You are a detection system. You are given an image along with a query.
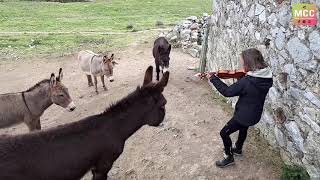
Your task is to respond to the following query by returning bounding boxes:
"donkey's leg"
[92,149,123,180]
[26,118,41,131]
[101,75,107,91]
[93,75,99,94]
[156,65,160,81]
[87,75,94,87]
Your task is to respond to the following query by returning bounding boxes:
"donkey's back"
[0,93,27,128]
[78,50,102,75]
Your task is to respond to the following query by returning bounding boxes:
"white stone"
[247,4,255,18]
[275,30,286,50]
[283,64,296,81]
[303,107,320,123]
[181,29,191,39]
[241,0,247,8]
[225,18,231,27]
[190,23,200,30]
[255,31,261,40]
[270,27,279,38]
[285,121,305,152]
[277,5,291,27]
[268,87,280,102]
[304,92,320,108]
[182,20,192,28]
[287,37,312,64]
[247,22,254,35]
[267,13,277,26]
[309,30,320,59]
[170,36,178,42]
[299,112,320,133]
[259,10,266,23]
[299,59,318,72]
[289,87,303,101]
[262,111,274,125]
[297,30,305,40]
[255,3,265,15]
[275,127,286,147]
[186,16,198,21]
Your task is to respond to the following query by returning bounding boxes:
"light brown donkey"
[0,68,76,131]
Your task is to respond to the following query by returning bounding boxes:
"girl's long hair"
[241,48,268,71]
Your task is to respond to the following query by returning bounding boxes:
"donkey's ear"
[156,71,169,91]
[50,73,56,87]
[143,66,153,86]
[57,68,63,81]
[103,56,108,63]
[110,54,114,60]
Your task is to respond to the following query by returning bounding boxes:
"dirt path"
[0,44,281,180]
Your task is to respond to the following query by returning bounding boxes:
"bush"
[281,165,310,180]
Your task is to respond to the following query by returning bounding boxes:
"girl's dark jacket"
[210,67,273,127]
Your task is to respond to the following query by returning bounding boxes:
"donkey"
[0,68,76,131]
[78,50,117,94]
[153,37,171,81]
[0,66,169,180]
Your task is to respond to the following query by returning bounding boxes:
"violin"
[196,69,247,80]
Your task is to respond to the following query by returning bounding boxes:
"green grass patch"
[0,0,211,32]
[281,165,310,180]
[0,0,211,59]
[0,32,155,61]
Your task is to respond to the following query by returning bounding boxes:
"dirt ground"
[0,43,282,180]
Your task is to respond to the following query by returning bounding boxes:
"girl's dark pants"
[220,119,249,155]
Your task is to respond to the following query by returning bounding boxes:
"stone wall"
[203,0,320,178]
[162,14,210,58]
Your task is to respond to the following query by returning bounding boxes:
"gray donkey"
[78,50,117,94]
[0,68,76,131]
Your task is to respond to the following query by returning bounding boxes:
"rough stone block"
[255,3,265,15]
[275,126,286,147]
[275,30,286,50]
[285,121,305,152]
[304,91,320,109]
[287,37,312,64]
[309,30,320,59]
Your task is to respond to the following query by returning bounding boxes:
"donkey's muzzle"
[108,76,114,82]
[66,101,76,112]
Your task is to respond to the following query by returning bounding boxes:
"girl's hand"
[205,72,216,79]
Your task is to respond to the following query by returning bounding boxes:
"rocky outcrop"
[203,0,320,178]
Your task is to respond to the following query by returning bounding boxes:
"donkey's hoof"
[88,84,94,87]
[103,87,108,91]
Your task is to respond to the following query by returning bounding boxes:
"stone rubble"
[159,13,210,58]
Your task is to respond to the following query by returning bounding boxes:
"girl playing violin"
[206,48,273,168]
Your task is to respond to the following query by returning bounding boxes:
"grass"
[0,0,211,59]
[281,165,310,180]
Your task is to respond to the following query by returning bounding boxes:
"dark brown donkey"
[153,37,171,81]
[0,66,169,180]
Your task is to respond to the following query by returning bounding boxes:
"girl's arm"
[210,75,245,97]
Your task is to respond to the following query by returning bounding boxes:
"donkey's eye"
[59,94,64,97]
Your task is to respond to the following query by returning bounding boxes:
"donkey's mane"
[102,83,156,115]
[25,79,50,92]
